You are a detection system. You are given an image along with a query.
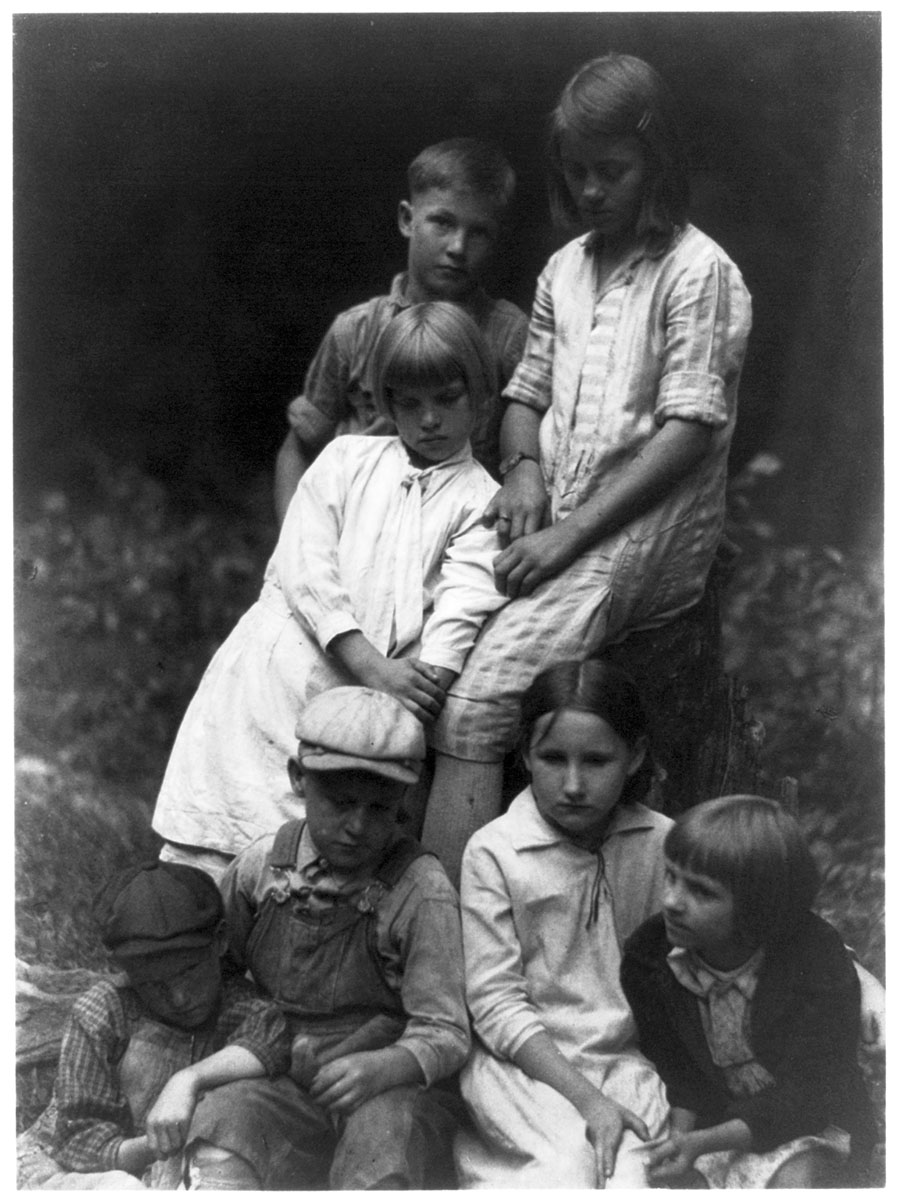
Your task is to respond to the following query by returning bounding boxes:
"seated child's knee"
[768,1148,841,1189]
[186,1140,260,1190]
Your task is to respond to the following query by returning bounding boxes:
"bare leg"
[421,753,504,886]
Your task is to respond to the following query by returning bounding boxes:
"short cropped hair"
[408,137,516,214]
[518,658,654,806]
[547,53,689,254]
[371,301,498,417]
[664,795,820,948]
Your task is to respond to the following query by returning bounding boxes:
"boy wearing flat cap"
[18,862,289,1189]
[184,685,470,1189]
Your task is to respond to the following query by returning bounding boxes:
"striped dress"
[432,225,752,765]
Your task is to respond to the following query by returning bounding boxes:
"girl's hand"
[493,525,578,598]
[484,461,549,545]
[581,1093,650,1185]
[370,657,448,723]
[643,1130,702,1184]
[144,1071,200,1158]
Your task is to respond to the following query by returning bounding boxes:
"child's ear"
[626,736,649,778]
[287,756,305,798]
[397,200,414,239]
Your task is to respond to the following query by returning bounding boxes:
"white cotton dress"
[457,789,672,1188]
[152,435,504,857]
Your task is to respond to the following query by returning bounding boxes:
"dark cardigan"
[620,911,875,1163]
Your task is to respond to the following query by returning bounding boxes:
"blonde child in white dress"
[153,303,507,877]
[457,658,671,1188]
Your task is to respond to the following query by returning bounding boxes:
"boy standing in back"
[273,137,527,520]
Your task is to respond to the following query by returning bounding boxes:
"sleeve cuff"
[318,612,362,649]
[656,371,729,429]
[398,1032,469,1087]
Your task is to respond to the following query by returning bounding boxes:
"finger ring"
[497,516,509,524]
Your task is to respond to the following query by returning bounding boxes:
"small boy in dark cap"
[18,862,289,1189]
[184,685,470,1189]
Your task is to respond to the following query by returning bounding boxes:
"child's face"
[293,762,406,875]
[524,709,646,851]
[123,943,223,1030]
[559,132,646,249]
[398,185,500,303]
[391,378,475,466]
[662,859,748,969]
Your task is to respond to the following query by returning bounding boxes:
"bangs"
[664,796,820,946]
[380,328,466,393]
[372,301,496,415]
[664,813,740,888]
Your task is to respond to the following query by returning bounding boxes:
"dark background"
[14,11,882,549]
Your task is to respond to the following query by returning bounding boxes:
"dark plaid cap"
[96,860,223,959]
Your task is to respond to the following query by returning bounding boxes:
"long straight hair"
[547,53,690,255]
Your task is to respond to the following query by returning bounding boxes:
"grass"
[13,450,884,1168]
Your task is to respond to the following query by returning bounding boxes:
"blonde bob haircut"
[371,301,498,418]
[664,795,820,950]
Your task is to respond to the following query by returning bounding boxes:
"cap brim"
[298,750,420,785]
[108,931,215,960]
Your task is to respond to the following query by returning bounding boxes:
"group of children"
[22,51,882,1190]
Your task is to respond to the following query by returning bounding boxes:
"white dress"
[458,790,672,1188]
[152,436,504,856]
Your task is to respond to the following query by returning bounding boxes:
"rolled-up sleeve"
[460,837,545,1059]
[285,316,351,447]
[655,253,752,429]
[501,261,557,416]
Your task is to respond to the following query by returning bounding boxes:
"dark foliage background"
[14,11,883,1160]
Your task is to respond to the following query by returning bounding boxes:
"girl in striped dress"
[425,53,752,881]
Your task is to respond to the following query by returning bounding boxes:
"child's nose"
[663,881,683,912]
[168,981,192,1009]
[420,402,441,429]
[446,228,466,257]
[583,171,605,201]
[563,764,583,795]
[344,805,367,837]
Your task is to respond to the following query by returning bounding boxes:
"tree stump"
[500,549,764,814]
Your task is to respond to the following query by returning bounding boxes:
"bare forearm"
[553,418,712,559]
[329,630,390,688]
[684,1118,753,1158]
[179,1045,266,1093]
[512,1031,602,1116]
[274,430,314,524]
[115,1135,155,1175]
[499,400,542,460]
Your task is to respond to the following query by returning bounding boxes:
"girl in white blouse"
[152,303,507,876]
[457,658,672,1187]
